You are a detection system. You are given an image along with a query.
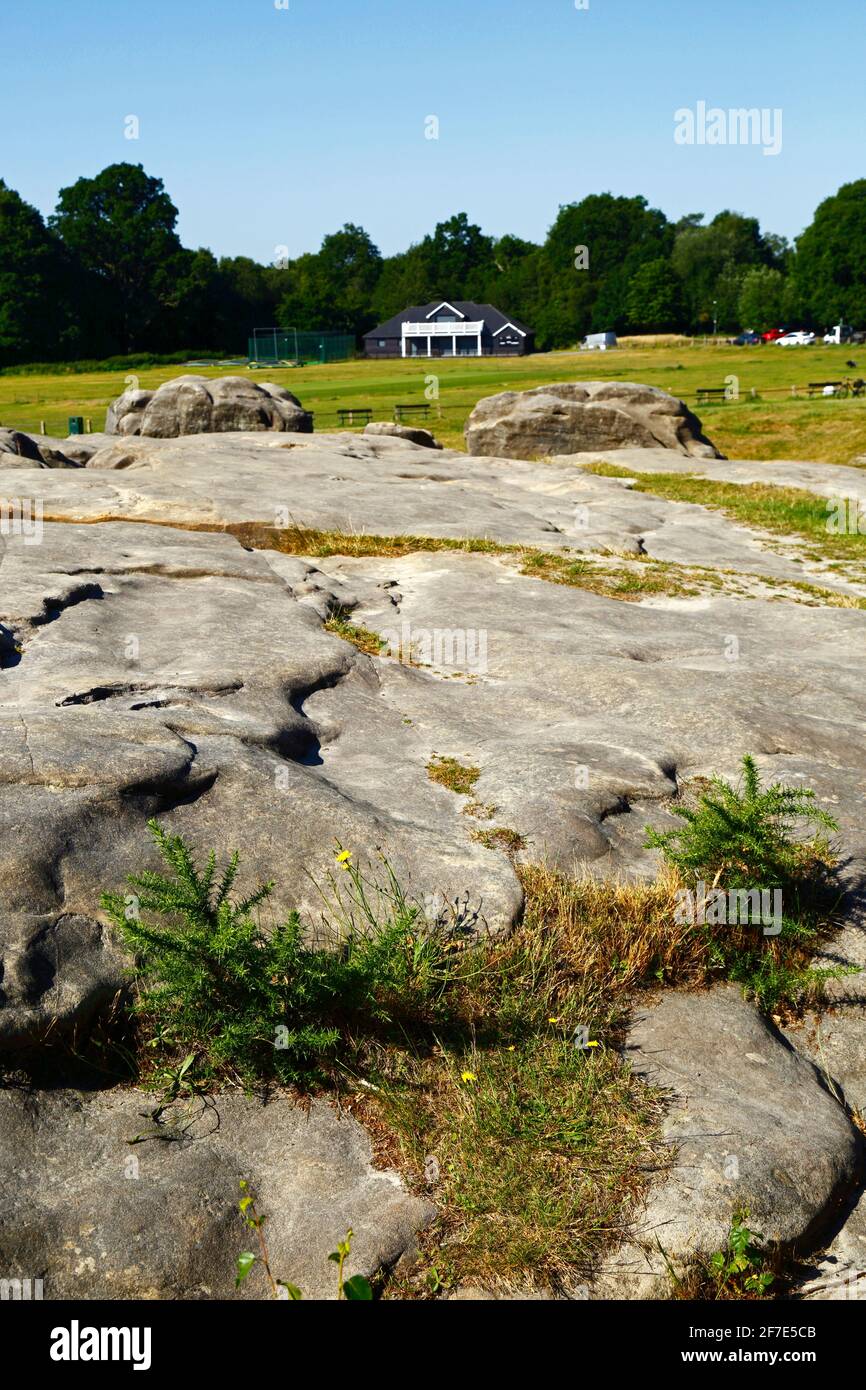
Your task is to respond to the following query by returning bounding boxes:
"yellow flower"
[335,849,352,866]
[460,1071,477,1084]
[587,1041,599,1048]
[506,1045,515,1052]
[548,1017,560,1024]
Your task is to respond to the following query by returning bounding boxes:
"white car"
[775,330,815,346]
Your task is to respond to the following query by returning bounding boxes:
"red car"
[761,327,786,342]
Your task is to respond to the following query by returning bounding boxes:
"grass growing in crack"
[426,755,480,796]
[225,520,506,560]
[585,462,866,563]
[470,826,526,854]
[324,605,385,656]
[519,550,703,601]
[69,514,864,609]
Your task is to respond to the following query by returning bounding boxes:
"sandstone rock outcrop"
[105,374,313,437]
[465,380,722,459]
[1,423,865,1298]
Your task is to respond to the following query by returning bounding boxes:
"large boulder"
[465,381,722,459]
[106,375,313,437]
[593,986,863,1297]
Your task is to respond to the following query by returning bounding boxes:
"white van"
[580,331,617,351]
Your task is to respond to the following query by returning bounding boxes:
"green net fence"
[248,329,354,365]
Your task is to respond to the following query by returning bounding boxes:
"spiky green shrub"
[102,820,452,1088]
[645,755,846,1008]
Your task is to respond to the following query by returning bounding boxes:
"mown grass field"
[2,342,866,462]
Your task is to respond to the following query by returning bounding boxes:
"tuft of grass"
[520,549,702,601]
[426,755,480,796]
[324,605,385,655]
[470,826,527,855]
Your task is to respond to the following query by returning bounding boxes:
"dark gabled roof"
[363,301,533,339]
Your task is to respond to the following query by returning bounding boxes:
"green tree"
[0,179,78,365]
[790,180,866,327]
[625,258,684,332]
[540,193,673,343]
[49,163,187,352]
[278,224,382,335]
[737,266,786,332]
[424,212,495,299]
[672,210,782,329]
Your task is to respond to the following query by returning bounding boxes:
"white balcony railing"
[402,321,485,336]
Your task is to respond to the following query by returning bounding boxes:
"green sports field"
[2,342,865,463]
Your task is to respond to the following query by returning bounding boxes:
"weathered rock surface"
[0,1087,431,1299]
[364,421,442,448]
[0,428,45,465]
[465,381,722,460]
[105,375,312,437]
[3,429,863,599]
[593,986,864,1298]
[1,424,865,1299]
[798,1189,866,1300]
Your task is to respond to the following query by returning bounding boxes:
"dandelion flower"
[460,1071,477,1084]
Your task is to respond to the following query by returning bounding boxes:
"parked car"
[732,331,761,345]
[761,328,786,342]
[775,330,815,346]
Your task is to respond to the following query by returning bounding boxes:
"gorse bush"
[645,754,838,889]
[646,755,846,1009]
[102,821,453,1088]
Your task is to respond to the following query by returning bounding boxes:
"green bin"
[68,416,84,435]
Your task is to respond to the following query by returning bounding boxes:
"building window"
[377,340,386,348]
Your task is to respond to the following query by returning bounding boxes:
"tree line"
[1,162,864,367]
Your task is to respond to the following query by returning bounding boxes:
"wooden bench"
[393,403,431,423]
[337,407,373,426]
[696,387,729,404]
[808,381,843,397]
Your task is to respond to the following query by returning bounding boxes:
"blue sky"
[1,0,862,261]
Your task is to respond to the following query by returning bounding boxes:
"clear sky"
[1,0,862,261]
